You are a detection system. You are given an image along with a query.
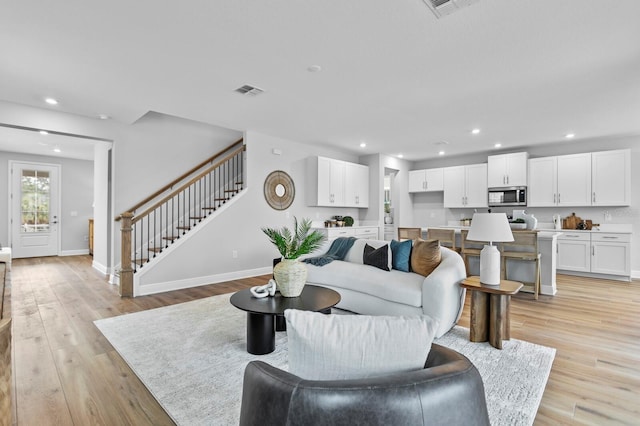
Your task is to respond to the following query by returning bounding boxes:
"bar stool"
[499,231,540,300]
[460,229,482,277]
[397,227,422,241]
[426,228,459,253]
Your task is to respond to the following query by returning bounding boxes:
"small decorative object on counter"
[343,216,354,227]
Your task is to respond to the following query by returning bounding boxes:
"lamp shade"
[466,213,514,244]
[466,213,514,285]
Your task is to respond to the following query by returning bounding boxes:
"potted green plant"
[262,217,326,297]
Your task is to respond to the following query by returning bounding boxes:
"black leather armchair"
[239,343,490,426]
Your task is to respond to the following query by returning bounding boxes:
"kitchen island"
[422,226,561,296]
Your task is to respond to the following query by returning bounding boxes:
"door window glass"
[21,169,50,233]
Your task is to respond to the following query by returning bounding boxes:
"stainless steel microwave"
[488,186,527,207]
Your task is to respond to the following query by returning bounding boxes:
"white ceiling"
[1,0,639,161]
[0,125,103,161]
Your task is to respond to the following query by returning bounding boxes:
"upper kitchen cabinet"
[306,156,369,208]
[443,163,488,208]
[344,162,369,208]
[528,153,591,207]
[408,168,444,192]
[591,149,631,206]
[487,152,528,187]
[528,149,630,207]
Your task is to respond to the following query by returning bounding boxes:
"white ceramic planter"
[273,259,308,297]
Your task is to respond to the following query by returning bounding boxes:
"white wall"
[0,151,93,254]
[135,131,366,292]
[92,144,111,273]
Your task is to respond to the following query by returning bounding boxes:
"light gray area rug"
[94,293,555,426]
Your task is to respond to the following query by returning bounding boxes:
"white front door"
[10,161,60,258]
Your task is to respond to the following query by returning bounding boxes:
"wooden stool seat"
[460,229,483,277]
[398,227,422,241]
[499,231,540,300]
[426,228,459,253]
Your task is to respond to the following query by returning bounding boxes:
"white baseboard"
[631,270,640,280]
[60,249,90,256]
[92,260,110,275]
[109,273,119,286]
[135,266,272,297]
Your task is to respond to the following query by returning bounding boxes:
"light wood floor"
[7,256,640,425]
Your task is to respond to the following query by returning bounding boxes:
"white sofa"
[304,239,467,338]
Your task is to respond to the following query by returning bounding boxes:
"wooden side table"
[460,276,523,349]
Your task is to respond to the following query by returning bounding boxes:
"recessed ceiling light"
[565,133,575,139]
[307,65,322,73]
[45,97,58,105]
[39,130,48,135]
[398,154,404,158]
[359,142,366,148]
[438,151,445,155]
[471,128,481,135]
[98,114,110,120]
[53,147,61,153]
[494,143,502,148]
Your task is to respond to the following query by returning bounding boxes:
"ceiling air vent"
[234,85,264,96]
[423,0,479,18]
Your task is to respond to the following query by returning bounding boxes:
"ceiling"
[0,125,105,161]
[1,0,639,161]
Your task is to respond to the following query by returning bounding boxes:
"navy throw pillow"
[390,239,412,272]
[363,243,390,271]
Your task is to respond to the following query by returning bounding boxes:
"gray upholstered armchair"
[239,343,490,426]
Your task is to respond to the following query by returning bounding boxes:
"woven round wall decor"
[264,170,295,210]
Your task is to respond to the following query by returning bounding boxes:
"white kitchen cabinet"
[557,232,591,272]
[557,231,631,278]
[591,149,631,206]
[443,163,488,208]
[527,157,557,207]
[313,226,378,242]
[354,226,379,240]
[557,153,592,206]
[591,233,631,276]
[408,168,444,192]
[307,156,369,208]
[345,162,369,207]
[487,152,528,187]
[528,153,591,207]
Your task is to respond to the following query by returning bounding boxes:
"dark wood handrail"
[131,144,245,224]
[116,138,243,220]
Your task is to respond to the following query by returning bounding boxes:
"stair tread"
[202,206,216,210]
[163,236,179,240]
[176,226,191,230]
[190,216,205,219]
[148,247,162,252]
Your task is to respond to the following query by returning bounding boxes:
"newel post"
[120,212,134,297]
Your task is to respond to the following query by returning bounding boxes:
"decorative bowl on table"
[509,220,527,230]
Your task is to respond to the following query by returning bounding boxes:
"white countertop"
[423,225,564,240]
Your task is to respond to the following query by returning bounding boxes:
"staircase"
[117,139,246,296]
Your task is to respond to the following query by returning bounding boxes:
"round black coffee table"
[230,285,341,355]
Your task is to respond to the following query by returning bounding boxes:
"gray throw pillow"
[285,309,439,380]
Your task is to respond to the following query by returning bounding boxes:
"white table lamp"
[466,213,514,285]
